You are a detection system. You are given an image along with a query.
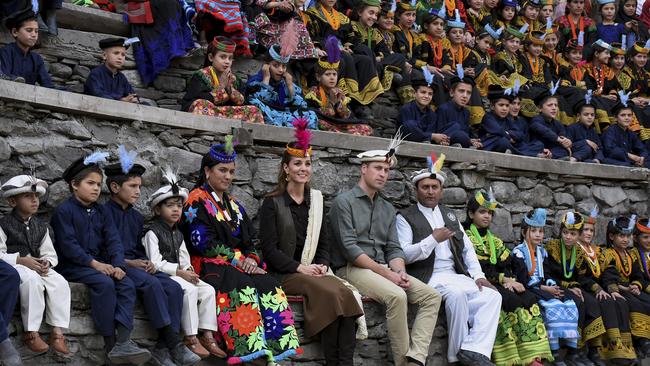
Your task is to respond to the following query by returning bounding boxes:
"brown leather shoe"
[184,336,210,359]
[23,331,49,354]
[198,334,227,358]
[50,332,71,356]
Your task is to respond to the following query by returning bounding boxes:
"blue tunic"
[508,116,545,156]
[50,196,135,336]
[397,101,436,142]
[435,101,473,147]
[103,199,183,332]
[84,64,135,101]
[596,23,626,45]
[566,122,605,162]
[601,123,650,167]
[479,112,517,153]
[245,69,318,128]
[0,260,19,342]
[0,42,53,87]
[529,115,572,159]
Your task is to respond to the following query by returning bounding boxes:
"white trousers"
[16,265,71,331]
[171,276,217,335]
[429,273,501,362]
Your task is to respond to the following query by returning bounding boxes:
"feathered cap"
[380,0,397,17]
[504,78,521,97]
[206,135,237,164]
[269,21,299,64]
[412,65,436,88]
[484,24,504,40]
[502,0,518,7]
[533,79,560,105]
[609,215,636,235]
[540,0,553,5]
[544,17,555,34]
[427,1,446,20]
[526,30,547,46]
[99,37,140,50]
[583,205,599,225]
[411,152,447,185]
[317,35,341,71]
[450,63,475,87]
[523,0,542,7]
[573,89,595,114]
[446,9,465,29]
[286,118,313,158]
[596,0,615,5]
[104,145,146,178]
[562,211,584,230]
[612,90,633,114]
[149,166,189,208]
[357,127,407,167]
[211,36,237,54]
[610,42,625,55]
[565,38,584,51]
[474,188,498,210]
[631,39,650,55]
[62,151,110,183]
[397,0,417,13]
[505,23,529,40]
[635,217,650,234]
[523,208,547,227]
[487,84,514,102]
[1,174,48,199]
[593,39,612,51]
[5,7,36,30]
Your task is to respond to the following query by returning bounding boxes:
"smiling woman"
[179,135,302,364]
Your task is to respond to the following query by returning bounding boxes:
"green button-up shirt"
[328,185,405,266]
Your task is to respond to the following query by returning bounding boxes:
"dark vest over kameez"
[0,211,48,258]
[148,219,183,264]
[399,204,470,283]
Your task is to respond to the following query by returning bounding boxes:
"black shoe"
[45,13,58,36]
[108,340,151,365]
[457,349,495,366]
[170,343,201,366]
[587,348,605,366]
[552,350,568,366]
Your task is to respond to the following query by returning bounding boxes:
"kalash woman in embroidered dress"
[245,37,319,128]
[180,137,302,364]
[181,37,264,123]
[464,191,552,366]
[577,208,638,364]
[258,120,365,366]
[304,37,374,135]
[623,40,650,137]
[305,0,384,107]
[601,216,650,359]
[557,0,597,54]
[511,208,581,365]
[491,25,527,88]
[543,212,608,366]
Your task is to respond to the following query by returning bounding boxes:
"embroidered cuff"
[607,284,620,293]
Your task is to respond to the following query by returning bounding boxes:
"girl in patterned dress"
[181,37,264,124]
[180,137,302,364]
[464,191,552,366]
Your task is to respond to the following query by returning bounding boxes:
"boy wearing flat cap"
[84,37,140,103]
[0,175,71,358]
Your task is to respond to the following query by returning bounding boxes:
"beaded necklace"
[613,248,633,277]
[561,240,577,279]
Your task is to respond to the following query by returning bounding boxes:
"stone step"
[58,3,130,37]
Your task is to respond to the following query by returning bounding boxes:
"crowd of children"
[3,0,650,163]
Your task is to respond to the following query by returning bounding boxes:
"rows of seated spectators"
[2,0,650,167]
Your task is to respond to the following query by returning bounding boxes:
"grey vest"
[0,212,48,258]
[148,219,184,264]
[399,204,470,283]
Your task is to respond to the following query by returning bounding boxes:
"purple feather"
[324,35,341,64]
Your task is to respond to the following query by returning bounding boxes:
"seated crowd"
[2,0,650,167]
[1,122,650,366]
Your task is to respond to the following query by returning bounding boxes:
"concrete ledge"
[0,79,648,181]
[58,3,130,37]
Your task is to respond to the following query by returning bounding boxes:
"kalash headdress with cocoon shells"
[62,151,110,183]
[483,24,504,40]
[411,152,447,186]
[209,135,237,163]
[582,205,598,225]
[269,21,299,64]
[610,215,636,235]
[632,39,650,55]
[286,118,313,158]
[318,35,341,70]
[635,217,650,234]
[446,9,465,29]
[524,208,547,227]
[562,211,584,230]
[357,128,407,167]
[149,166,189,208]
[397,0,417,13]
[475,188,498,210]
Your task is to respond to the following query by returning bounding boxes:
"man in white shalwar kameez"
[396,154,501,366]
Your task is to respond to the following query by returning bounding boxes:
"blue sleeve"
[630,131,649,158]
[50,205,94,267]
[506,118,526,142]
[602,129,629,161]
[0,46,13,77]
[480,114,508,138]
[100,207,127,268]
[398,104,432,142]
[529,118,559,145]
[34,54,53,88]
[566,124,578,141]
